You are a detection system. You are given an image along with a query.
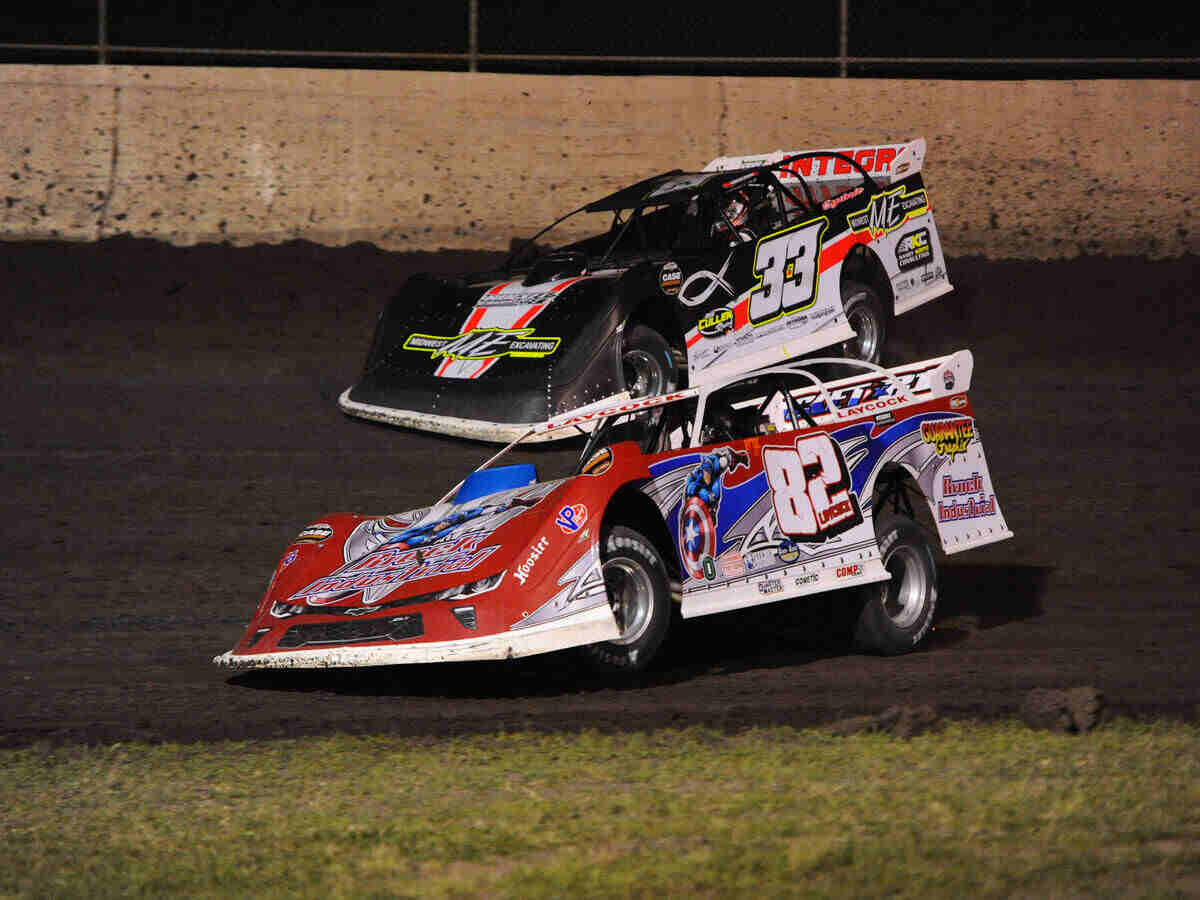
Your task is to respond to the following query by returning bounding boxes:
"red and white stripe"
[435,277,584,379]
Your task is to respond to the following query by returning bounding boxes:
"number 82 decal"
[762,432,863,541]
[748,216,828,327]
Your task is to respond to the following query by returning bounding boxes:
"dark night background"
[2,1,1195,77]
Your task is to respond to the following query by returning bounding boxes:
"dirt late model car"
[217,350,1009,672]
[338,138,953,443]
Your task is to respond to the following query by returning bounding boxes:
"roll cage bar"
[502,150,882,273]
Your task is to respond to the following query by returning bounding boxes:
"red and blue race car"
[218,351,1008,672]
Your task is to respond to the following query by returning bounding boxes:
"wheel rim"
[842,303,880,363]
[622,349,664,398]
[602,556,654,645]
[878,543,928,629]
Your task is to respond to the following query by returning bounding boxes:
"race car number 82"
[762,433,863,541]
[748,217,828,327]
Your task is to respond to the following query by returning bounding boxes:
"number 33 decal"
[748,217,828,327]
[763,432,863,541]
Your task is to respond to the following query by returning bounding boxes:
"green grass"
[2,721,1198,898]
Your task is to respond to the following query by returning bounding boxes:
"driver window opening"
[699,377,797,445]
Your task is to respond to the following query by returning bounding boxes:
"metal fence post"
[468,0,478,72]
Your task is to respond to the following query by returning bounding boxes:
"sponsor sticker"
[295,523,333,544]
[280,549,299,568]
[514,536,551,585]
[921,418,975,458]
[720,553,746,577]
[949,395,968,409]
[555,504,588,534]
[942,368,955,390]
[659,261,682,296]
[895,228,932,271]
[794,572,819,588]
[290,533,499,603]
[847,185,929,239]
[822,185,864,212]
[757,578,783,595]
[403,327,561,362]
[836,564,863,578]
[581,447,613,476]
[697,306,735,338]
[776,539,799,563]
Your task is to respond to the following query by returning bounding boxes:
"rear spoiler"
[704,137,926,185]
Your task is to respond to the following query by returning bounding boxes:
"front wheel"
[839,281,887,366]
[581,526,672,671]
[854,514,938,655]
[622,324,678,399]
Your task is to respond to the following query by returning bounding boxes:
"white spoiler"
[704,138,926,185]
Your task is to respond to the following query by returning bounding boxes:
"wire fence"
[2,0,1196,78]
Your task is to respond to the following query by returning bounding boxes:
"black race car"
[339,138,952,442]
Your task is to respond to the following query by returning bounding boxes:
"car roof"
[583,169,749,213]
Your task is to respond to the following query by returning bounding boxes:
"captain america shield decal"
[679,495,717,581]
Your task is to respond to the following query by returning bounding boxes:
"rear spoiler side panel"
[704,138,926,186]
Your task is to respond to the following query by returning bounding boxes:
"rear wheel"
[622,324,678,399]
[839,281,887,366]
[582,526,671,671]
[854,514,937,655]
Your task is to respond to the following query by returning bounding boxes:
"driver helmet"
[721,190,750,231]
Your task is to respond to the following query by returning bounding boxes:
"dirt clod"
[1021,687,1106,734]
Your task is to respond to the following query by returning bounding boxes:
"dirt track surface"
[3,238,1198,747]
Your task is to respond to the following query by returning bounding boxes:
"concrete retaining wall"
[1,65,1195,258]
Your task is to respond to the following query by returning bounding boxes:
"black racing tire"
[839,280,887,366]
[853,513,938,655]
[582,526,672,672]
[622,324,678,399]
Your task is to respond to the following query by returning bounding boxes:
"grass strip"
[2,720,1198,898]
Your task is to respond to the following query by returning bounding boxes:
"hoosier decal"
[404,328,561,362]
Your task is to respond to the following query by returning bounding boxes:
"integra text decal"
[847,185,929,239]
[403,327,562,361]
